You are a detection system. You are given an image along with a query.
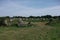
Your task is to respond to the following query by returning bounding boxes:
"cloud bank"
[0,0,60,16]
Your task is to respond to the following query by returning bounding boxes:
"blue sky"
[0,0,60,16]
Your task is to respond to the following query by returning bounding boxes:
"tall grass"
[0,25,59,40]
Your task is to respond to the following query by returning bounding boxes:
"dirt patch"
[32,22,47,27]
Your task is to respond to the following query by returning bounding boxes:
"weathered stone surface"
[17,20,25,27]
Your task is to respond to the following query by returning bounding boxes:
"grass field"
[0,22,60,40]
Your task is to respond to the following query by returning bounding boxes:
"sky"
[0,0,60,17]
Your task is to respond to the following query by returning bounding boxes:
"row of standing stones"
[0,18,32,27]
[0,18,53,27]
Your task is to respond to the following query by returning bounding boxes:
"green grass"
[0,26,59,40]
[24,19,41,22]
[0,21,60,40]
[48,21,60,40]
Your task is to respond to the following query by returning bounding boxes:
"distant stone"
[17,20,25,27]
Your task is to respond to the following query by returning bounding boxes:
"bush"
[0,18,7,26]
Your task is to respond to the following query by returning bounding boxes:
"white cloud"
[0,1,60,17]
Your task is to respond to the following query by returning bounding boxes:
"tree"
[52,16,58,19]
[45,15,52,19]
[58,16,60,20]
[29,16,34,18]
[0,17,6,26]
[37,16,40,18]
